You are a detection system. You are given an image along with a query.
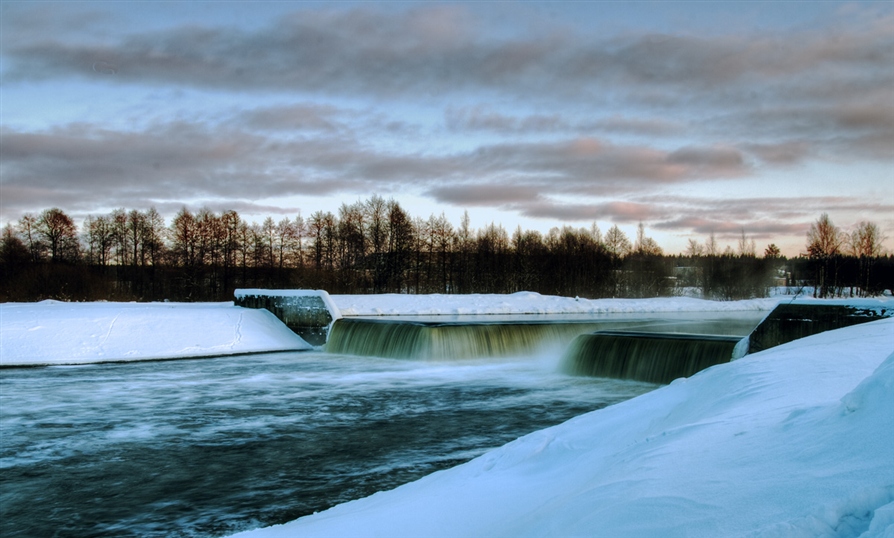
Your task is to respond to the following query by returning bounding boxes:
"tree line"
[1,200,890,302]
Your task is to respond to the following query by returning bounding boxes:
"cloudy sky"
[2,1,892,256]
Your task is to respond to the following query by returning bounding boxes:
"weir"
[561,331,745,385]
[325,318,609,360]
[747,301,891,354]
[234,289,340,346]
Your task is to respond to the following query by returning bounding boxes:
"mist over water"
[0,351,656,537]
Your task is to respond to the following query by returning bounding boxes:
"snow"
[331,291,783,316]
[231,318,894,538]
[1,293,892,535]
[0,300,311,367]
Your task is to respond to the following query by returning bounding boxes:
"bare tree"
[705,231,718,257]
[83,215,114,266]
[849,221,887,258]
[365,196,388,291]
[17,214,44,262]
[293,213,306,268]
[806,213,843,297]
[110,208,130,265]
[686,239,703,257]
[142,207,167,266]
[737,229,756,258]
[634,223,662,256]
[1,223,30,266]
[429,212,454,293]
[807,213,842,258]
[170,208,198,266]
[126,210,142,266]
[849,221,887,296]
[604,225,631,259]
[308,211,327,271]
[37,208,79,262]
[386,201,413,292]
[589,222,602,244]
[275,217,296,269]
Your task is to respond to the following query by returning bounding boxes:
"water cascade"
[326,318,610,359]
[561,331,745,384]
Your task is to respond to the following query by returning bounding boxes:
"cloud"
[498,194,894,241]
[741,141,810,165]
[426,184,543,206]
[667,146,745,172]
[654,216,809,238]
[445,107,682,136]
[647,196,894,238]
[0,123,342,218]
[517,200,660,223]
[5,6,891,102]
[0,118,761,223]
[2,2,891,251]
[237,104,347,132]
[4,4,891,164]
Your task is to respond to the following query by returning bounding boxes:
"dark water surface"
[0,351,656,537]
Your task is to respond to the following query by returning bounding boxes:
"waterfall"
[561,331,745,384]
[325,318,608,360]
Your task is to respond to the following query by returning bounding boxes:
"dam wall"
[234,289,340,346]
[561,331,744,384]
[747,300,891,354]
[563,299,891,385]
[325,318,607,360]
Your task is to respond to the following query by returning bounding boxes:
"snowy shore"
[232,318,894,538]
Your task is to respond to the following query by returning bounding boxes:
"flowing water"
[562,331,745,384]
[326,312,762,360]
[0,351,656,537]
[0,311,765,537]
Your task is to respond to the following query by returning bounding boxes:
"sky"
[1,1,892,257]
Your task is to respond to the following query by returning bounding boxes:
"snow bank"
[332,292,783,316]
[0,301,311,367]
[231,318,894,538]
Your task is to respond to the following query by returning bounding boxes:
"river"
[0,311,764,537]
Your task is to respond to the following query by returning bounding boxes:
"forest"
[1,196,891,303]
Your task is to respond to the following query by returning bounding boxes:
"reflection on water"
[0,351,655,538]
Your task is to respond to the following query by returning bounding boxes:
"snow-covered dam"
[324,312,761,381]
